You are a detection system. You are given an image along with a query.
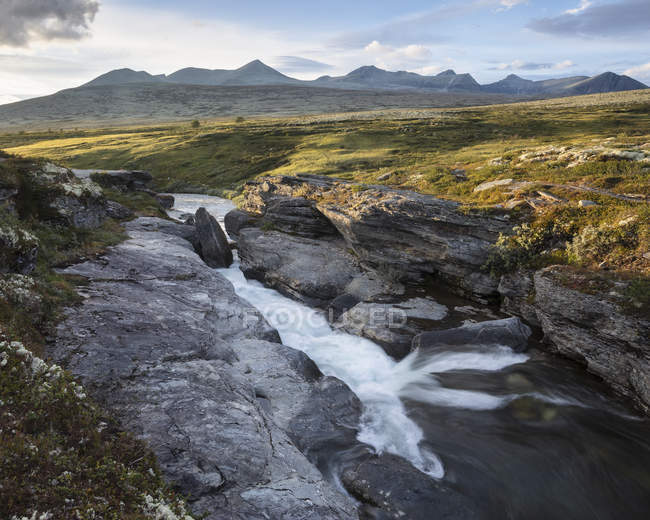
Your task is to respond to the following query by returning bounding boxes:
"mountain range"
[83,60,648,96]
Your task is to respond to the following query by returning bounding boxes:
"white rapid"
[171,194,531,479]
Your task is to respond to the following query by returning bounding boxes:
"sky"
[0,0,649,104]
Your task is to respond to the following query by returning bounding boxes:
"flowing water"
[171,194,650,519]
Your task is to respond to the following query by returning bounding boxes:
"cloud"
[624,62,650,79]
[498,0,527,11]
[0,0,99,47]
[564,0,592,15]
[271,56,334,73]
[490,59,575,71]
[527,0,650,38]
[0,94,22,105]
[363,40,433,70]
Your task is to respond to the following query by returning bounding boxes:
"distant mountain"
[564,72,648,95]
[79,62,647,98]
[83,68,165,87]
[312,66,481,92]
[480,72,646,96]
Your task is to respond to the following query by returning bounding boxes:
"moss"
[0,338,194,520]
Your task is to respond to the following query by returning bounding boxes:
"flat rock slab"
[50,217,359,520]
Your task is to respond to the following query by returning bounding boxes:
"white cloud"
[0,94,21,105]
[498,0,527,11]
[363,40,433,70]
[624,62,650,79]
[493,59,575,71]
[554,59,574,69]
[565,0,592,15]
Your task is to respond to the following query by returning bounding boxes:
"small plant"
[190,120,201,129]
[235,116,246,123]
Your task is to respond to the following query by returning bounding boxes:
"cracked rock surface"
[50,218,359,520]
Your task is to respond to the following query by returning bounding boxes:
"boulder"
[238,227,364,307]
[224,208,259,240]
[533,266,650,414]
[337,298,448,358]
[51,217,360,520]
[0,222,38,274]
[105,200,134,220]
[413,317,532,353]
[155,193,175,209]
[194,207,233,268]
[342,453,483,520]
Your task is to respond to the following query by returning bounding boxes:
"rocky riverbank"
[229,174,649,414]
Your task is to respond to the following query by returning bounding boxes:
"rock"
[498,270,540,327]
[240,175,512,301]
[126,217,197,244]
[473,178,514,192]
[105,200,134,220]
[533,266,650,414]
[377,172,393,182]
[177,213,195,225]
[451,168,467,181]
[342,453,483,520]
[50,218,359,520]
[337,298,448,358]
[238,228,364,307]
[504,199,528,210]
[578,200,598,207]
[0,188,18,213]
[536,190,566,203]
[50,193,108,229]
[155,193,175,209]
[90,169,153,191]
[224,209,259,240]
[413,317,532,353]
[194,207,233,268]
[263,196,339,238]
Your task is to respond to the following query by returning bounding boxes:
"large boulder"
[533,266,650,414]
[224,208,259,240]
[194,207,233,268]
[498,270,540,327]
[413,317,532,353]
[237,227,364,307]
[342,453,483,520]
[337,298,448,358]
[0,220,38,274]
[89,169,153,191]
[241,175,513,302]
[50,217,360,520]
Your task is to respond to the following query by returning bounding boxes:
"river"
[171,193,650,519]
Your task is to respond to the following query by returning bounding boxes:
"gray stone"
[263,196,339,238]
[224,209,258,240]
[533,266,650,414]
[413,317,532,353]
[195,207,233,268]
[337,298,448,358]
[241,176,512,301]
[238,228,364,307]
[342,453,483,520]
[578,200,599,207]
[90,169,153,191]
[156,193,175,209]
[50,218,360,520]
[498,270,540,327]
[473,178,514,192]
[105,200,134,220]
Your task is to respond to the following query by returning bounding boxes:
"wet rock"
[224,208,258,240]
[413,317,532,353]
[241,175,513,301]
[125,217,197,245]
[51,218,359,520]
[195,207,233,268]
[498,270,540,327]
[533,266,650,414]
[342,453,483,520]
[337,298,448,358]
[238,228,363,307]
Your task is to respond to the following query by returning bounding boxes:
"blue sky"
[0,0,649,103]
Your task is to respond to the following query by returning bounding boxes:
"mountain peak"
[437,69,457,77]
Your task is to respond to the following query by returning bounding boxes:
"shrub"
[567,219,639,267]
[190,120,200,129]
